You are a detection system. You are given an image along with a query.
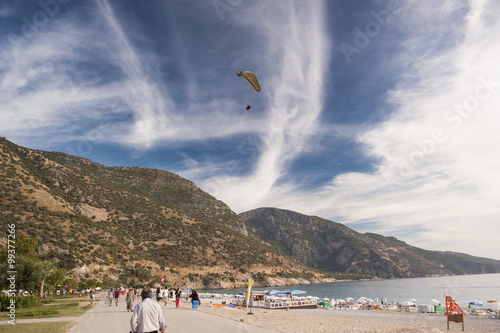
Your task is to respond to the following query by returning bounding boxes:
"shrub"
[0,295,41,310]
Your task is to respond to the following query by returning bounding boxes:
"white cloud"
[3,0,499,261]
[0,13,132,147]
[198,1,331,210]
[251,0,500,259]
[0,4,13,18]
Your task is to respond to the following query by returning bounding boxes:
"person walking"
[126,288,135,312]
[156,286,161,302]
[114,288,120,306]
[130,287,166,333]
[190,290,201,310]
[108,288,114,307]
[175,288,181,308]
[161,287,169,306]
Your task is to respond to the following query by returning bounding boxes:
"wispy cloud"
[197,1,331,209]
[0,4,13,18]
[0,10,129,147]
[249,0,500,258]
[95,0,179,149]
[2,0,499,260]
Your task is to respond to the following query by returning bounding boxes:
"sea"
[201,273,500,307]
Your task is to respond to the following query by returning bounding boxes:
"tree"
[0,232,38,262]
[0,257,44,293]
[86,279,97,287]
[63,278,78,289]
[45,267,66,296]
[15,233,39,260]
[39,261,56,297]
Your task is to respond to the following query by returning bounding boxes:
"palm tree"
[39,261,56,298]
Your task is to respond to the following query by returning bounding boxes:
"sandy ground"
[197,305,500,333]
[2,296,498,333]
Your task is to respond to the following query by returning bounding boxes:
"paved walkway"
[67,298,280,333]
[0,297,280,332]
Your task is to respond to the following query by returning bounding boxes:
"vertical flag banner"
[246,278,254,310]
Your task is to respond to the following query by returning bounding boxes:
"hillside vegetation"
[0,137,318,289]
[2,137,499,290]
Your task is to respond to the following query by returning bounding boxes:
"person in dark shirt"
[190,290,201,310]
[175,288,181,308]
[114,288,120,306]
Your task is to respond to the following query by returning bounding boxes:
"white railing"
[264,299,317,308]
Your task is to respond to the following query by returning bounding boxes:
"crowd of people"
[91,286,201,332]
[100,286,186,308]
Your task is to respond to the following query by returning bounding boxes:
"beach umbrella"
[291,290,306,295]
[468,301,483,306]
[277,290,292,295]
[403,300,415,306]
[487,300,498,303]
[430,299,440,304]
[409,298,417,302]
[346,297,354,302]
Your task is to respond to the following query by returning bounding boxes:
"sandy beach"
[197,305,500,333]
[1,296,499,333]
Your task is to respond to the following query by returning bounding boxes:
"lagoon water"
[203,273,500,306]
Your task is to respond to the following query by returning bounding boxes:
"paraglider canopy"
[237,71,261,92]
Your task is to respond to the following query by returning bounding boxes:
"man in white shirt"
[130,288,166,333]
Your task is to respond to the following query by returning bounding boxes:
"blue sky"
[2,0,500,260]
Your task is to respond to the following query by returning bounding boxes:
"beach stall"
[263,289,317,309]
[248,291,267,307]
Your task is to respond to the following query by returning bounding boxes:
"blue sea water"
[202,273,500,307]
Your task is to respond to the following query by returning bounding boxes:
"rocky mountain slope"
[0,137,317,288]
[239,207,500,279]
[2,137,499,288]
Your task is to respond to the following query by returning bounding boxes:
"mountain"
[437,252,500,274]
[239,207,500,279]
[0,137,320,289]
[2,137,500,289]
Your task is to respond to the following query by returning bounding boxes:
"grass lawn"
[15,298,98,319]
[0,321,77,333]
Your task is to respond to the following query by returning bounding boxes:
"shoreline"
[197,306,500,333]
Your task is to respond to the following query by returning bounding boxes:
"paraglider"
[237,71,261,110]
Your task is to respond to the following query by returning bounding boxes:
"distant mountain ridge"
[2,137,500,288]
[239,207,500,279]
